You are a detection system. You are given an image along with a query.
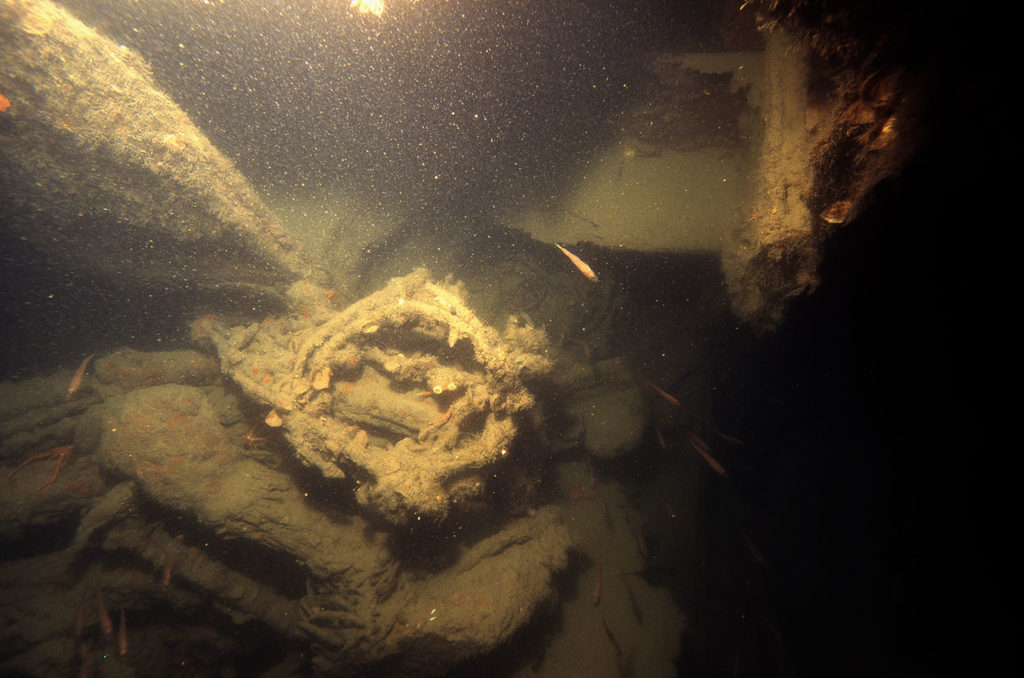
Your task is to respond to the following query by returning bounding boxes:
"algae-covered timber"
[0,0,313,298]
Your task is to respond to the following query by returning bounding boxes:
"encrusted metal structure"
[193,270,552,523]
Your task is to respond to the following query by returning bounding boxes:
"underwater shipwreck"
[1,0,938,677]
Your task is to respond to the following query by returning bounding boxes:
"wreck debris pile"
[192,269,553,524]
[1,273,573,677]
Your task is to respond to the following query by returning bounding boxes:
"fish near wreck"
[96,590,112,636]
[644,379,678,405]
[118,609,127,657]
[555,243,599,282]
[74,595,85,637]
[688,432,727,476]
[601,615,622,656]
[67,354,96,400]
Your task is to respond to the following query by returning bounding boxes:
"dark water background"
[2,0,726,378]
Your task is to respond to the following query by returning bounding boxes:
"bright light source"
[351,0,385,17]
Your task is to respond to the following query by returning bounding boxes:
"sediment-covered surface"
[0,0,312,299]
[0,338,573,677]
